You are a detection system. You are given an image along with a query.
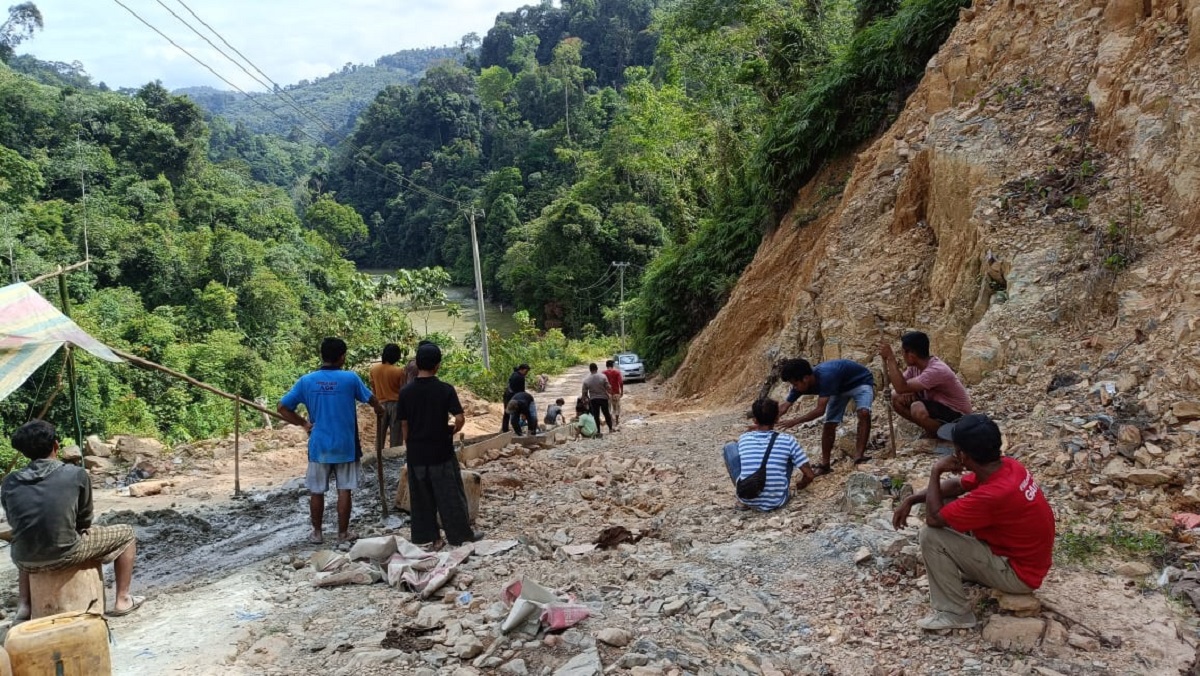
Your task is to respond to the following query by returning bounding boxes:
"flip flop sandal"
[854,456,874,465]
[336,531,359,544]
[108,595,146,617]
[307,532,324,544]
[812,464,833,476]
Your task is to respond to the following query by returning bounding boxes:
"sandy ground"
[0,368,1195,675]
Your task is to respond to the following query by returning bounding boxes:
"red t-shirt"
[603,368,623,395]
[939,457,1055,589]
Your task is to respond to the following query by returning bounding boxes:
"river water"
[361,270,518,342]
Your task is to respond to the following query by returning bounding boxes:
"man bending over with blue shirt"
[278,337,385,545]
[777,358,876,474]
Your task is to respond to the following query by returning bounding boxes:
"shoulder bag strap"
[756,432,779,473]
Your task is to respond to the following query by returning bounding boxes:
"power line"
[165,1,464,208]
[574,263,615,293]
[110,0,463,208]
[160,0,461,207]
[171,0,328,134]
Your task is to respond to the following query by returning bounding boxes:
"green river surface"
[361,270,519,342]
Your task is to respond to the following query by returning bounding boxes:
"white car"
[613,353,645,383]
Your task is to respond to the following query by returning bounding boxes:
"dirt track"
[0,368,1195,675]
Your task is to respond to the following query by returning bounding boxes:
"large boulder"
[58,445,83,465]
[842,472,885,515]
[113,436,165,461]
[959,331,1003,384]
[84,435,111,458]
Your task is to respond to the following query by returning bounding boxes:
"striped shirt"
[735,431,809,511]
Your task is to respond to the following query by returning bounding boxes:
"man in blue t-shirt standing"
[777,358,875,475]
[278,337,385,545]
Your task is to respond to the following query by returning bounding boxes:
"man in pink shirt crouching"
[880,331,972,437]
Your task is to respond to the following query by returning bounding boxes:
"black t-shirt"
[397,376,464,466]
[508,370,526,395]
[510,391,534,413]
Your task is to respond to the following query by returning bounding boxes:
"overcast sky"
[18,0,520,90]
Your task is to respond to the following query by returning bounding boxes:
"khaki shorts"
[19,524,136,573]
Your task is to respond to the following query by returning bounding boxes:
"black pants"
[407,459,473,545]
[590,398,613,432]
[501,391,513,432]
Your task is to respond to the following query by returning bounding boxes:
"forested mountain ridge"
[317,0,969,372]
[176,46,462,139]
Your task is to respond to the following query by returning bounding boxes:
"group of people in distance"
[724,331,1056,632]
[278,337,480,550]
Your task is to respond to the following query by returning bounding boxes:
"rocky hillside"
[676,0,1200,420]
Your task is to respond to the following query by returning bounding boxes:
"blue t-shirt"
[787,359,875,401]
[280,368,373,464]
[735,431,809,511]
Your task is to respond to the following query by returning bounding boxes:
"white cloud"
[19,0,520,89]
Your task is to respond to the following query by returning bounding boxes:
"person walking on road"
[397,342,481,548]
[603,359,625,427]
[582,363,614,435]
[369,343,407,448]
[278,337,385,545]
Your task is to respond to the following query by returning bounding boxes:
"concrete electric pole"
[613,261,630,352]
[467,209,490,370]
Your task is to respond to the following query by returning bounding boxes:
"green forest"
[0,0,968,451]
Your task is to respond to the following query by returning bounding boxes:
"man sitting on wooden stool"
[2,420,143,619]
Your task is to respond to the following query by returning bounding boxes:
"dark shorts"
[921,400,965,424]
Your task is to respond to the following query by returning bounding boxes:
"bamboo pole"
[57,272,85,449]
[110,348,285,422]
[233,398,241,496]
[26,260,91,287]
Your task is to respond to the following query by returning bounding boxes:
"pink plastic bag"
[540,603,591,631]
[1174,512,1200,530]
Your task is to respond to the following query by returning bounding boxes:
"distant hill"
[176,46,462,142]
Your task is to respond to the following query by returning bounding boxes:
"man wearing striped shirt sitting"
[723,398,816,511]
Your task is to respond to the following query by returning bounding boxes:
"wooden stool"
[394,467,481,525]
[28,563,106,619]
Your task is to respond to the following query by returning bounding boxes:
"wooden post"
[57,270,84,449]
[233,398,241,496]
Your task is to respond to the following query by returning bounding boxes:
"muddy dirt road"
[1,367,1196,675]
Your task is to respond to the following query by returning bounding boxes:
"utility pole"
[467,210,490,369]
[613,261,630,352]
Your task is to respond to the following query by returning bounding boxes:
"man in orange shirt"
[369,343,407,447]
[603,359,625,427]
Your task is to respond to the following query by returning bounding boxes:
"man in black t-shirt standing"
[397,343,479,547]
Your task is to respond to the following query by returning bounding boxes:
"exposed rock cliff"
[674,0,1200,418]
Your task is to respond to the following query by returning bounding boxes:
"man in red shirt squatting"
[892,413,1055,631]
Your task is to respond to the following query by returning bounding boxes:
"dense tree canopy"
[0,60,412,446]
